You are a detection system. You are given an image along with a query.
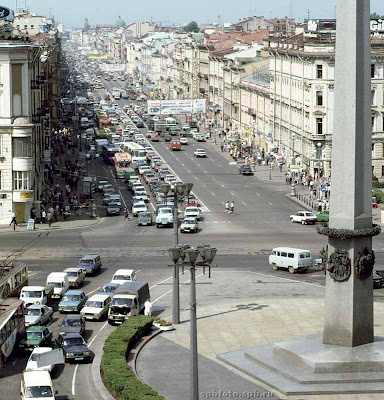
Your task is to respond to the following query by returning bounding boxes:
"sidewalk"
[136,269,384,400]
[0,215,101,233]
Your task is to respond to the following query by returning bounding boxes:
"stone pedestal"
[218,334,384,395]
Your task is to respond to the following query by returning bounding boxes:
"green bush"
[373,189,384,204]
[373,181,384,189]
[101,316,165,400]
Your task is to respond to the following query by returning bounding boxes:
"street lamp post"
[269,161,273,181]
[163,182,194,325]
[316,142,324,199]
[168,245,217,400]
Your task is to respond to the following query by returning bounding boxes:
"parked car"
[19,326,53,351]
[194,149,206,158]
[290,211,317,225]
[59,314,86,336]
[63,268,86,288]
[57,333,91,363]
[239,165,254,175]
[58,290,87,313]
[138,212,153,226]
[180,217,198,233]
[25,305,53,327]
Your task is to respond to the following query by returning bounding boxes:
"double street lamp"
[167,244,217,400]
[162,181,193,325]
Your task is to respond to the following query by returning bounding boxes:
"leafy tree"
[371,12,384,19]
[184,21,199,33]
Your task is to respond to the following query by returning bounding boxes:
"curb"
[92,348,115,400]
[127,327,163,377]
[285,193,315,212]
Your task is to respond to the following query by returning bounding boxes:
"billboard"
[147,99,206,115]
[371,19,384,37]
[88,54,108,60]
[0,6,11,20]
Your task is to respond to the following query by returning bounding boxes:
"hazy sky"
[2,0,384,28]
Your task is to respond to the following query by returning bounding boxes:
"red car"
[151,135,161,142]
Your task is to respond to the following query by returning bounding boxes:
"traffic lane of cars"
[10,260,185,400]
[150,138,307,221]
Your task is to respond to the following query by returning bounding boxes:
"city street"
[2,73,384,400]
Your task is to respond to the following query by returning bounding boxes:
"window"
[0,170,1,190]
[281,252,287,257]
[372,116,375,131]
[316,91,323,106]
[13,137,31,158]
[13,171,31,190]
[382,166,384,177]
[288,253,295,258]
[372,91,376,105]
[316,65,323,79]
[371,64,376,78]
[316,118,323,135]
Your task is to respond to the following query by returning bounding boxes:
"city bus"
[0,298,26,365]
[0,263,29,299]
[102,144,119,165]
[124,142,147,163]
[113,152,132,179]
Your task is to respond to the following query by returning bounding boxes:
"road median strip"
[101,315,165,400]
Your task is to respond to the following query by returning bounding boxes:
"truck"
[46,272,69,301]
[108,282,150,325]
[19,285,54,307]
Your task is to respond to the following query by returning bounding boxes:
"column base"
[218,334,384,395]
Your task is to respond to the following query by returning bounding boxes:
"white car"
[180,137,188,145]
[111,269,137,285]
[133,185,146,194]
[133,193,149,203]
[25,305,54,327]
[138,165,151,175]
[132,201,148,216]
[26,347,55,372]
[290,211,317,225]
[180,217,198,233]
[184,206,201,220]
[194,149,206,157]
[80,294,112,321]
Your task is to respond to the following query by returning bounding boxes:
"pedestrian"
[41,209,47,224]
[225,201,230,213]
[144,298,152,316]
[10,211,17,226]
[124,207,129,221]
[220,144,224,152]
[47,211,53,227]
[229,201,234,214]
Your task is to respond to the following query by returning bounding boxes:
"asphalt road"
[2,76,384,400]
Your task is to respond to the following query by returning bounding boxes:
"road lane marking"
[269,202,273,205]
[72,320,108,397]
[152,273,205,304]
[212,177,216,181]
[221,184,225,188]
[204,170,208,173]
[194,177,198,180]
[188,170,191,173]
[256,193,260,196]
[245,185,249,188]
[181,163,184,166]
[197,164,200,167]
[211,192,215,196]
[230,192,235,196]
[203,184,207,187]
[242,202,247,206]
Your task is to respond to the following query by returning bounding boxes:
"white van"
[46,272,69,300]
[21,370,56,400]
[111,269,137,285]
[268,247,312,274]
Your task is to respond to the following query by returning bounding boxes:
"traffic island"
[101,315,165,400]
